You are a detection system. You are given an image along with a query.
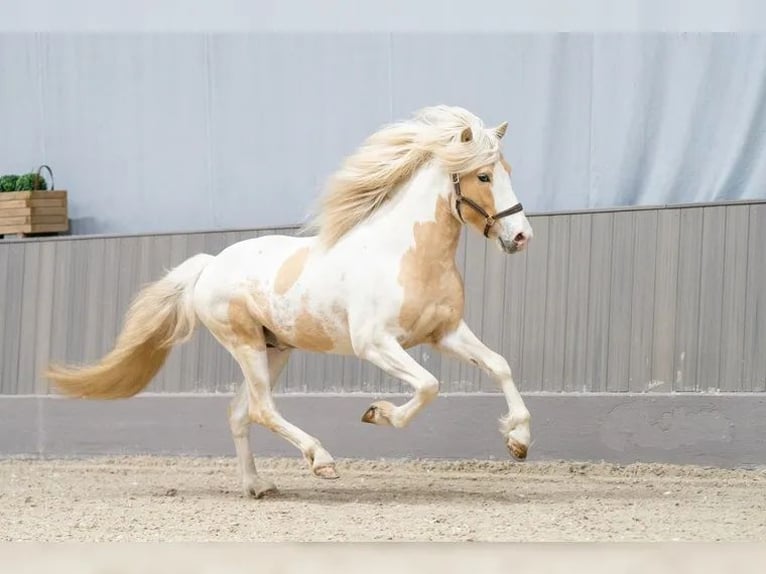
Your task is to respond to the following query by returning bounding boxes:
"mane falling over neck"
[303,105,504,248]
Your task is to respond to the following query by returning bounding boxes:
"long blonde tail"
[43,253,214,399]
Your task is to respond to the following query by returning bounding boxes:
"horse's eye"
[478,173,491,183]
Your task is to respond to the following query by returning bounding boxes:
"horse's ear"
[460,127,473,143]
[494,121,508,140]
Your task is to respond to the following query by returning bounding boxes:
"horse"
[44,105,534,498]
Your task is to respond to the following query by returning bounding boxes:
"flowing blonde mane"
[302,105,503,247]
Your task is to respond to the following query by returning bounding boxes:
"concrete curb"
[1,393,764,468]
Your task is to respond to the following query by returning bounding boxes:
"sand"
[2,456,765,542]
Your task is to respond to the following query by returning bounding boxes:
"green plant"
[14,172,48,191]
[0,172,49,191]
[0,174,19,191]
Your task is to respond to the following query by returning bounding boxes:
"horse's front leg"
[357,335,439,428]
[435,320,531,460]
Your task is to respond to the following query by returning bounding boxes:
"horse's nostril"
[514,232,527,244]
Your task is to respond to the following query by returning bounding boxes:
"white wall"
[1,2,765,234]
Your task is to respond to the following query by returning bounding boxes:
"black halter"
[451,173,524,237]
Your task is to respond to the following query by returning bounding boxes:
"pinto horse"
[45,105,534,498]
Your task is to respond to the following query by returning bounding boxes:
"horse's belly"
[268,300,354,355]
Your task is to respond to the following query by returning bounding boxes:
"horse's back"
[193,232,314,297]
[217,233,313,268]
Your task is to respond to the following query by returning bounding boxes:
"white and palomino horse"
[45,105,534,498]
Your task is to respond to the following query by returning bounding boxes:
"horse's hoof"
[244,479,278,499]
[313,464,340,480]
[361,406,377,423]
[361,401,395,426]
[507,440,528,461]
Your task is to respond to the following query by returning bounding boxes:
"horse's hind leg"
[228,348,291,498]
[231,345,339,480]
[229,380,276,498]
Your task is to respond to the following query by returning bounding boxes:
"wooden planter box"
[0,190,69,236]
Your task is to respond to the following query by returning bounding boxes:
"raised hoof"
[243,479,278,499]
[506,440,528,461]
[313,464,340,480]
[361,401,395,426]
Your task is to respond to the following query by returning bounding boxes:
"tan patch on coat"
[251,287,339,352]
[329,303,353,353]
[234,281,347,354]
[293,299,335,352]
[398,196,465,347]
[274,247,310,295]
[458,162,499,236]
[227,298,266,350]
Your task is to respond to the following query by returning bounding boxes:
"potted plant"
[0,165,69,237]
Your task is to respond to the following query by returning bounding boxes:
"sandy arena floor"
[2,456,766,542]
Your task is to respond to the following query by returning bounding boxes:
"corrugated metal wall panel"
[584,212,613,393]
[606,211,635,392]
[519,216,549,391]
[744,204,766,391]
[719,205,750,392]
[651,208,681,393]
[33,242,56,393]
[674,207,704,391]
[696,207,727,392]
[1,202,765,395]
[541,214,570,392]
[627,210,658,393]
[17,242,41,395]
[562,214,591,392]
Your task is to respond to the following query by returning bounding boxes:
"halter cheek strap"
[451,174,524,238]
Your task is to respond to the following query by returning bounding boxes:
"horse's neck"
[362,164,462,261]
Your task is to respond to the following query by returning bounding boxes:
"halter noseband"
[451,173,524,237]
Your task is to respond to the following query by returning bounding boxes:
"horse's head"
[450,122,533,254]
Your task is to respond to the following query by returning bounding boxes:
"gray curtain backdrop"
[1,32,765,235]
